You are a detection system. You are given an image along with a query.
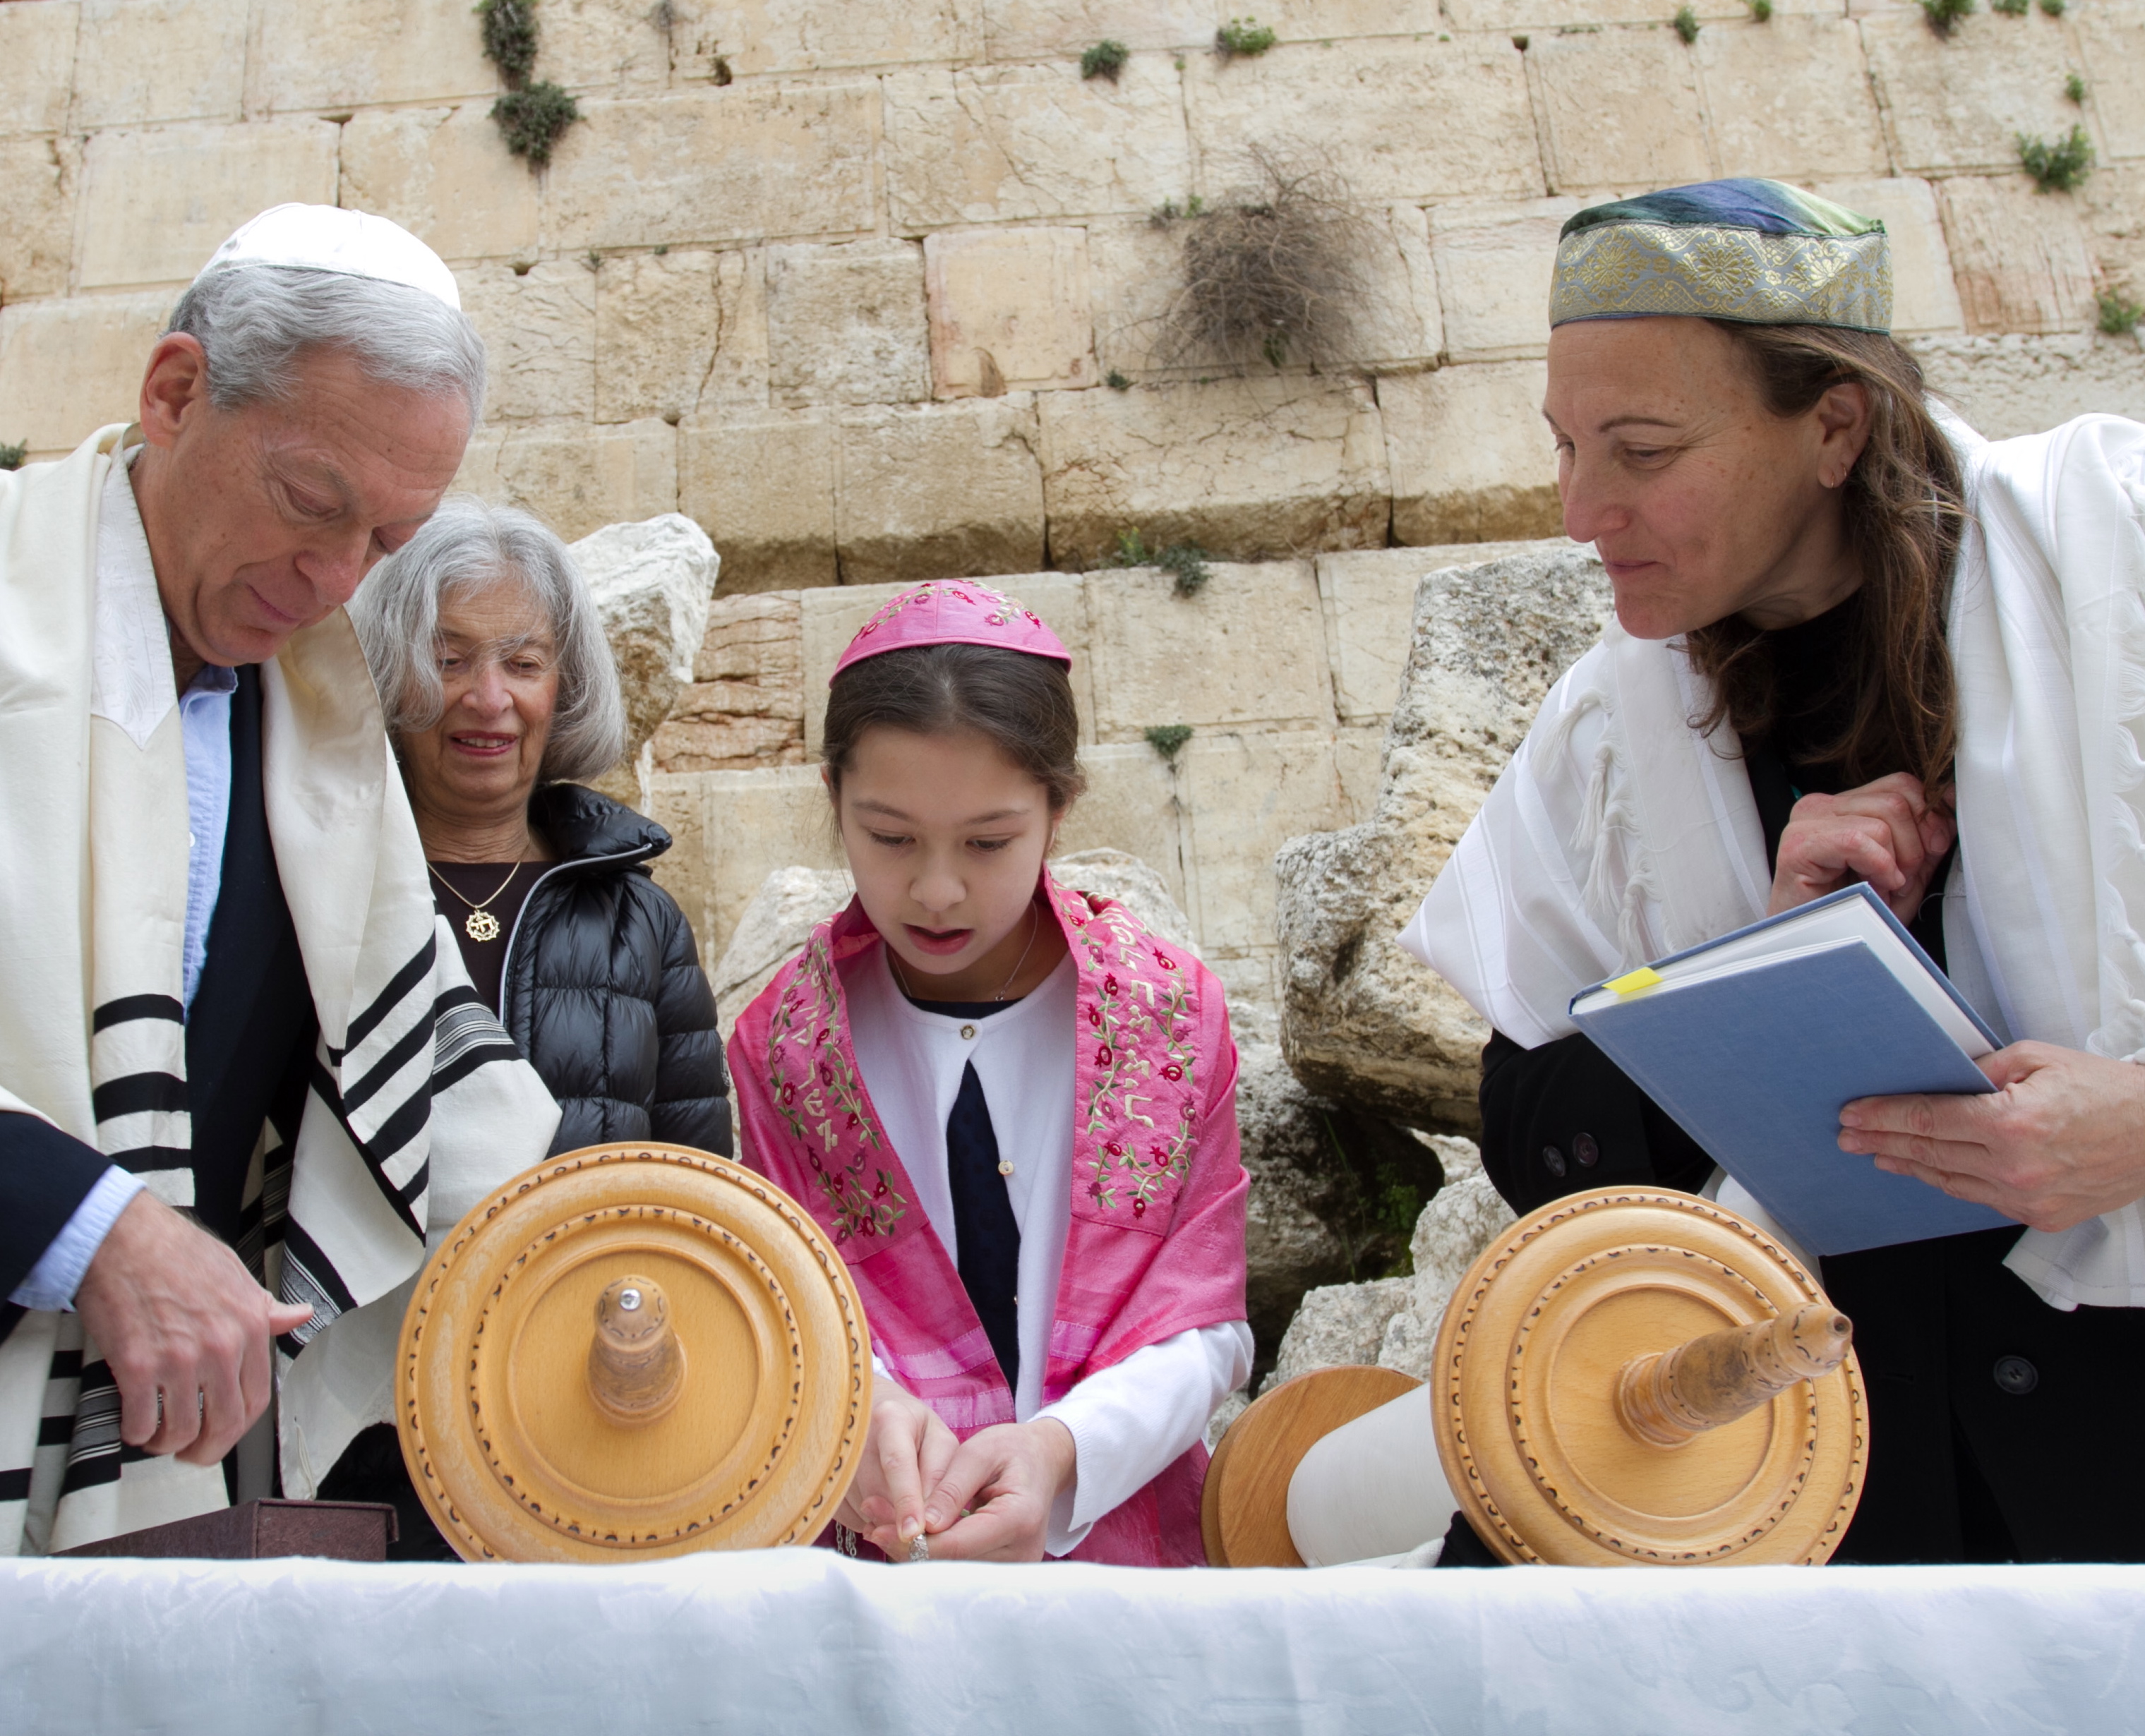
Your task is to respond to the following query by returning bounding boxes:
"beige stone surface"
[1038,377,1390,569]
[677,0,980,76]
[1938,175,2097,336]
[1368,204,1447,370]
[800,569,1092,752]
[678,411,837,593]
[1050,743,1189,910]
[1447,0,1805,27]
[73,0,247,131]
[1527,28,1712,194]
[531,0,676,95]
[0,137,77,303]
[1316,539,1572,725]
[337,105,539,265]
[1252,0,1446,37]
[596,248,768,425]
[1810,176,1964,335]
[255,0,499,111]
[544,85,877,253]
[457,262,598,423]
[2079,164,2145,304]
[884,59,1190,230]
[1083,562,1335,743]
[452,417,679,542]
[1429,199,1582,364]
[1268,1277,1413,1388]
[645,765,845,965]
[923,228,1095,399]
[1695,17,1887,182]
[0,1,78,137]
[1180,730,1359,955]
[2075,4,2145,162]
[0,291,168,458]
[834,397,1047,584]
[1910,332,2145,436]
[1380,361,1561,547]
[1185,37,1544,205]
[1086,217,1182,382]
[981,0,1216,59]
[76,119,339,290]
[767,241,931,409]
[1861,11,2083,175]
[682,590,805,717]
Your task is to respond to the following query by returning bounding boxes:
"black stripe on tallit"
[90,1073,188,1121]
[0,1467,30,1503]
[336,934,436,1063]
[338,1009,431,1115]
[91,994,184,1032]
[46,1349,82,1381]
[276,1221,360,1356]
[37,1414,73,1448]
[306,1059,426,1240]
[105,1145,194,1172]
[430,987,522,1095]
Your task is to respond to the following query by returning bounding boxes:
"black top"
[428,861,539,1013]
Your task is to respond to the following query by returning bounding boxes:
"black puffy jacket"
[504,784,731,1157]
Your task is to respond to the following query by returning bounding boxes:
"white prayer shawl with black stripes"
[0,426,559,1554]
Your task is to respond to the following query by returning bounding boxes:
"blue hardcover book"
[1567,884,2014,1257]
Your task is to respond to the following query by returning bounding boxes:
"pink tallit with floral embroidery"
[728,870,1249,1567]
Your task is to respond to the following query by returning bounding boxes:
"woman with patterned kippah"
[1404,179,2145,1564]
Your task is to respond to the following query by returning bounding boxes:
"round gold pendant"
[465,909,502,943]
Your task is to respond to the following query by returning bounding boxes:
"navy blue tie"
[945,1059,1022,1394]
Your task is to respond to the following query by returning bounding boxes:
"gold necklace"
[429,860,524,943]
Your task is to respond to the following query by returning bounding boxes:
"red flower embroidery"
[1155,952,1177,971]
[1102,974,1119,996]
[1095,1045,1112,1066]
[1088,1006,1102,1027]
[780,1083,796,1105]
[1163,1064,1183,1081]
[873,1179,888,1198]
[1132,1198,1147,1217]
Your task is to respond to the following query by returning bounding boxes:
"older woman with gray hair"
[351,496,731,1159]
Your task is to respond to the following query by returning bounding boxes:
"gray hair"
[167,265,487,425]
[351,495,628,786]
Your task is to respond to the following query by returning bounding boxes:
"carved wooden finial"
[586,1274,686,1425]
[1616,1303,1853,1448]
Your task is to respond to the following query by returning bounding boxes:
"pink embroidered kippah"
[829,580,1071,685]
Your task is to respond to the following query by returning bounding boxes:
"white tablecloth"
[2,1551,2137,1733]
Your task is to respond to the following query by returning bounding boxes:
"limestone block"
[1275,550,1613,1129]
[1083,562,1333,745]
[1250,0,1445,37]
[1429,198,1582,364]
[1316,539,1573,726]
[767,241,930,409]
[1809,176,1963,335]
[0,1,78,137]
[1380,362,1561,547]
[834,397,1047,584]
[1039,377,1390,569]
[652,710,804,774]
[678,411,836,593]
[709,865,855,1042]
[533,0,675,95]
[1526,28,1712,195]
[0,136,76,303]
[980,0,1216,59]
[452,417,680,543]
[574,514,720,768]
[596,248,767,425]
[800,570,1091,752]
[1267,1277,1414,1390]
[883,60,1190,229]
[1369,205,1447,370]
[1335,726,1383,827]
[677,0,980,76]
[1182,730,1362,956]
[457,262,597,423]
[2075,4,2145,162]
[923,228,1095,399]
[1938,175,2097,335]
[1861,11,2082,175]
[1694,18,1887,181]
[76,119,339,291]
[1448,0,1779,28]
[0,291,169,459]
[1049,743,1189,912]
[1086,217,1182,382]
[1208,953,1281,1035]
[337,106,538,265]
[1184,37,1543,205]
[644,765,846,968]
[2079,165,2145,304]
[255,0,498,111]
[72,0,247,131]
[1908,333,2145,438]
[544,85,877,253]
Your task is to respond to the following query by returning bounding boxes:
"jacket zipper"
[495,842,659,1030]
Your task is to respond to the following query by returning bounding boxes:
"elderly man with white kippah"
[0,205,558,1556]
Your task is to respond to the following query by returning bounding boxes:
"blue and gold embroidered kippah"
[1549,179,1892,334]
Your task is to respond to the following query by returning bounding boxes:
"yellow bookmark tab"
[1604,966,1663,997]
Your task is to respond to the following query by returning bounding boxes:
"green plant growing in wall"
[1673,6,1700,43]
[1919,0,1972,34]
[1215,16,1278,56]
[481,0,580,169]
[479,0,539,85]
[2098,289,2145,334]
[2066,72,2086,103]
[1748,0,1773,21]
[1143,723,1194,764]
[1991,0,2029,16]
[1105,370,1134,390]
[1110,529,1213,597]
[0,440,26,471]
[2039,0,2064,14]
[1081,39,1130,80]
[2018,124,2094,191]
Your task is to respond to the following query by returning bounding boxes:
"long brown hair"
[1684,323,1965,792]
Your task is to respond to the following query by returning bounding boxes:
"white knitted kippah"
[193,203,462,311]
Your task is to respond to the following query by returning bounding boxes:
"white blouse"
[842,946,1251,1555]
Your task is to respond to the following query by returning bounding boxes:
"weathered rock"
[1266,1277,1414,1391]
[1859,8,2081,177]
[73,0,248,131]
[649,591,806,775]
[1523,29,1710,195]
[1692,17,1888,185]
[1936,175,2097,337]
[0,135,76,306]
[923,227,1096,399]
[339,106,538,267]
[710,864,855,1039]
[1378,363,1561,548]
[1908,332,2145,439]
[1275,548,1613,1131]
[573,514,721,772]
[678,411,838,593]
[0,289,175,460]
[452,418,680,545]
[834,397,1046,584]
[457,262,597,424]
[767,240,930,409]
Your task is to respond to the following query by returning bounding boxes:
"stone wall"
[4,0,2144,581]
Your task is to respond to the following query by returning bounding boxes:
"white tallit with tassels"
[1403,411,2145,1311]
[0,426,558,1554]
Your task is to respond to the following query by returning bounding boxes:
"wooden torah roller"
[1205,1188,1867,1568]
[396,1144,870,1564]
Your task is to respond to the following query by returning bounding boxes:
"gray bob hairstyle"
[167,264,487,424]
[350,496,628,785]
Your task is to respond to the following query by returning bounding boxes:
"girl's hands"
[1767,771,1955,924]
[841,1376,960,1556]
[917,1418,1078,1562]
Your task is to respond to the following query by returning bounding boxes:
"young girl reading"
[728,581,1251,1565]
